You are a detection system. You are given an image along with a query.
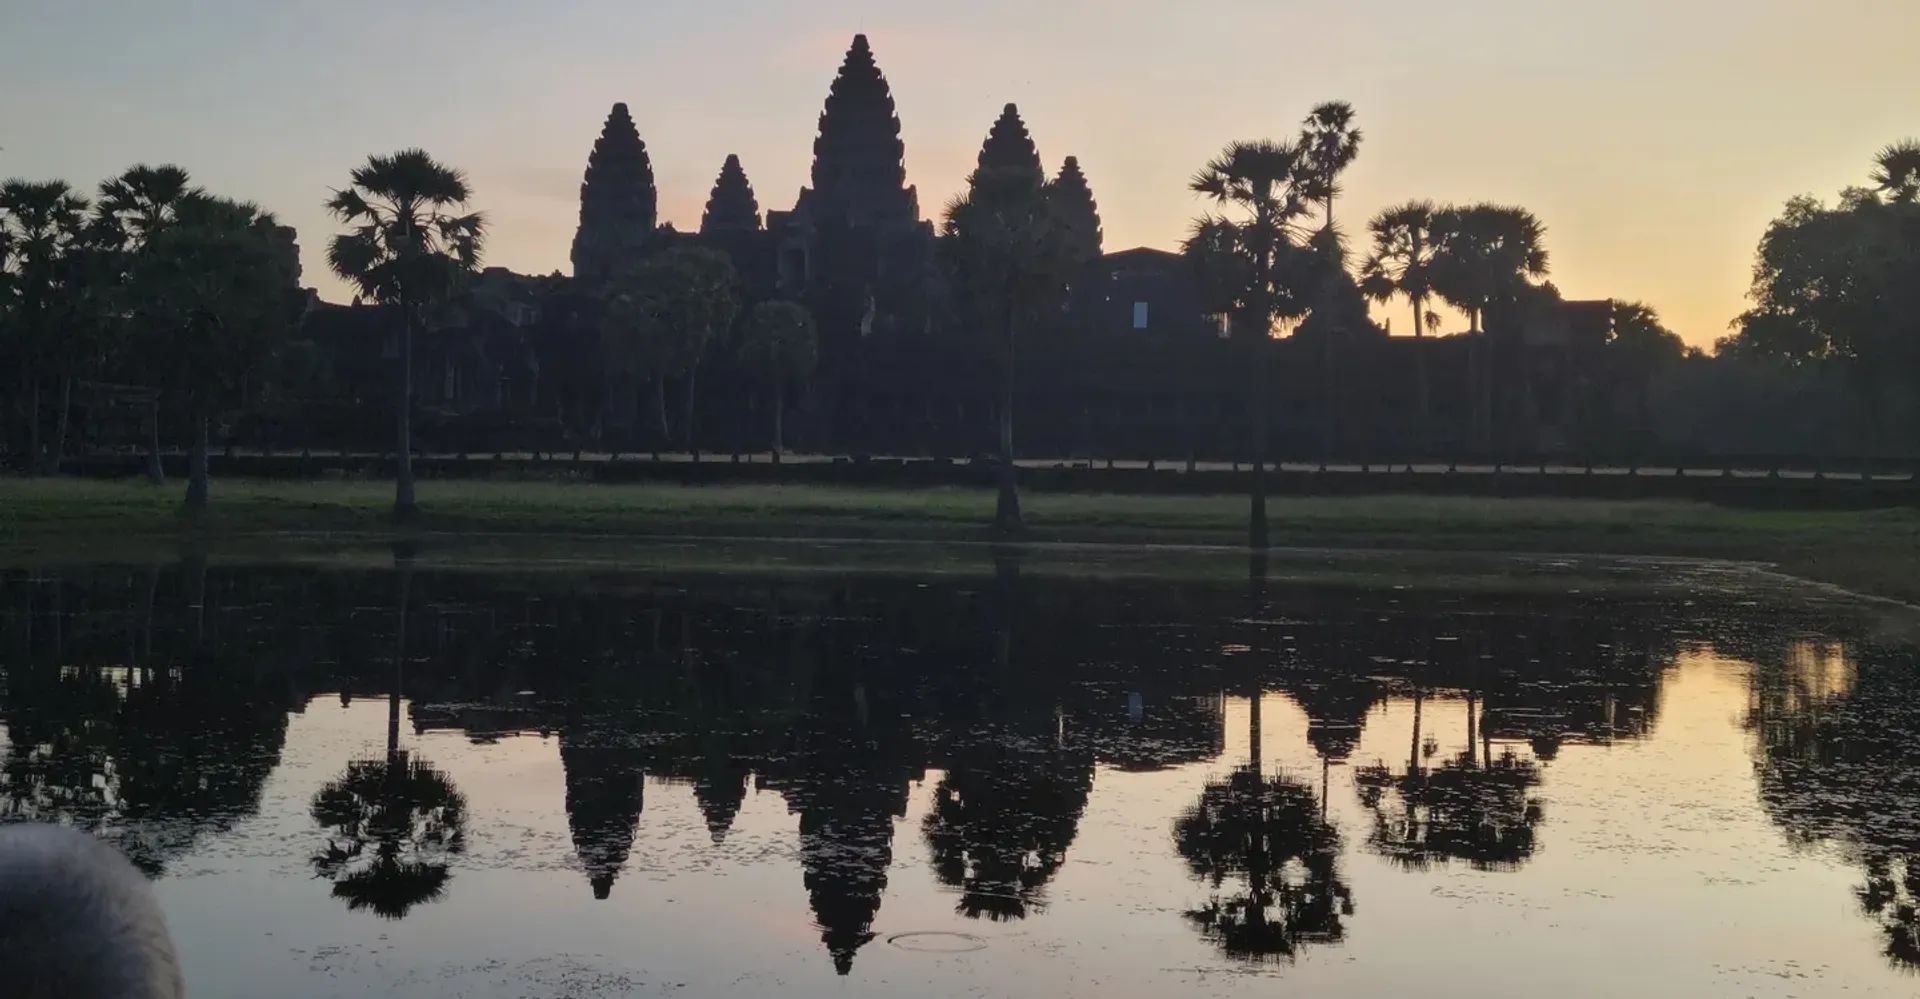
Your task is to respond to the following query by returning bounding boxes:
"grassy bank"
[2,477,1917,602]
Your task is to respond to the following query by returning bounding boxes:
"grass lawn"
[2,476,1917,603]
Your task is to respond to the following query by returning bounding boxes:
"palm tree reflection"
[1174,766,1350,960]
[309,551,467,919]
[1354,686,1543,871]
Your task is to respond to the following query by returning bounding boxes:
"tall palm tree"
[1188,139,1316,548]
[1429,204,1550,452]
[98,164,200,483]
[1871,139,1920,204]
[1361,201,1441,443]
[1298,101,1363,237]
[944,124,1078,536]
[326,150,486,520]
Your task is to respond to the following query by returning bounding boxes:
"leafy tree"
[1361,201,1442,434]
[125,194,295,509]
[326,149,486,520]
[736,300,817,460]
[944,104,1078,534]
[0,180,93,472]
[1724,151,1920,439]
[601,246,740,452]
[1186,139,1319,546]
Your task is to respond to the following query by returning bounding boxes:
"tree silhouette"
[309,751,467,919]
[1870,139,1920,204]
[1430,204,1551,450]
[1174,767,1351,961]
[736,300,817,460]
[944,104,1078,535]
[126,194,296,509]
[0,180,95,474]
[1361,200,1442,437]
[95,164,202,481]
[601,246,741,451]
[1354,691,1544,871]
[1298,101,1363,239]
[1186,138,1318,547]
[326,149,486,519]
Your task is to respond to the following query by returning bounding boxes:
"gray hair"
[0,825,183,999]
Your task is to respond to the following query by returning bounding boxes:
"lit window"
[1132,301,1150,330]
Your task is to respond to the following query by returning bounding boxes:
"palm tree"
[1429,204,1550,452]
[1298,101,1363,237]
[1361,200,1442,444]
[97,165,199,245]
[98,164,201,483]
[944,110,1078,535]
[0,180,91,474]
[126,195,295,510]
[1188,139,1317,548]
[601,246,740,455]
[1871,139,1920,204]
[326,150,486,520]
[737,300,817,462]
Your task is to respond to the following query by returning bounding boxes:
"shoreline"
[3,476,1916,604]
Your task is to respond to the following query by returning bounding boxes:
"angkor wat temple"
[281,34,1642,464]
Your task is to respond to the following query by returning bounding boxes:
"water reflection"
[1750,639,1920,969]
[0,554,1915,992]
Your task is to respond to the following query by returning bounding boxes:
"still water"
[1,544,1916,997]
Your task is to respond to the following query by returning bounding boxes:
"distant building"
[1073,248,1220,339]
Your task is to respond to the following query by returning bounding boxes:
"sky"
[4,0,1917,348]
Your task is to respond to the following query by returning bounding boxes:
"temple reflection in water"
[1,552,1915,988]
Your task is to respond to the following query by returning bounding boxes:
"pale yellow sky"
[4,0,1915,346]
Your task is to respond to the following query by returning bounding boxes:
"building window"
[1132,301,1150,330]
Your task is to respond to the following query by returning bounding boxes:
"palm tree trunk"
[772,383,785,461]
[389,559,412,759]
[1247,341,1269,550]
[683,367,700,462]
[395,303,418,521]
[1413,298,1432,452]
[653,374,670,454]
[185,408,210,511]
[45,376,72,475]
[1321,332,1337,463]
[145,400,165,484]
[25,377,40,474]
[995,309,1023,534]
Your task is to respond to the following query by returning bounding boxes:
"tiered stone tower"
[570,102,658,285]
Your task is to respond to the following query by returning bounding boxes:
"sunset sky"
[4,0,1916,347]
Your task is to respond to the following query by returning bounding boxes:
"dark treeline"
[3,36,1915,524]
[4,557,1880,969]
